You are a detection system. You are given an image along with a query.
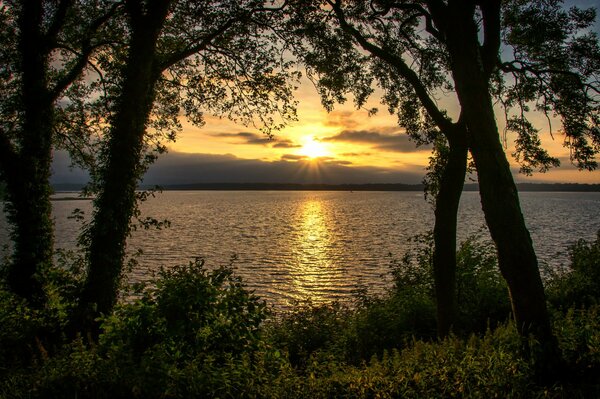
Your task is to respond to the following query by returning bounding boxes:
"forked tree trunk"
[432,130,468,338]
[444,3,560,373]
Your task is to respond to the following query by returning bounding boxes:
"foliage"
[265,324,539,399]
[547,231,600,309]
[288,0,600,176]
[267,234,511,368]
[553,306,600,381]
[1,235,600,398]
[266,301,350,368]
[1,259,276,398]
[391,232,510,335]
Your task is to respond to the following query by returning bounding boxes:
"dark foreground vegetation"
[1,233,599,398]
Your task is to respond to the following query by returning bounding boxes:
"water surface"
[1,191,599,308]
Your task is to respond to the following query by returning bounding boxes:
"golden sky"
[161,76,599,185]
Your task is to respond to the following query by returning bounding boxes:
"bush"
[7,259,278,398]
[267,234,511,367]
[454,236,511,333]
[265,323,541,398]
[266,301,350,368]
[390,232,511,336]
[2,233,600,398]
[547,231,600,309]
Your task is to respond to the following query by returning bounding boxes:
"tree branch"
[330,0,453,133]
[424,0,448,40]
[159,16,241,73]
[45,0,74,45]
[49,2,123,100]
[499,60,600,96]
[369,0,444,42]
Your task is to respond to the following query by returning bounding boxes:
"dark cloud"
[212,131,300,148]
[139,151,425,184]
[213,131,271,145]
[341,152,372,157]
[325,159,353,165]
[49,149,425,185]
[281,154,308,161]
[272,141,301,148]
[50,150,89,184]
[322,129,431,153]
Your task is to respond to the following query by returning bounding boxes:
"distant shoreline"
[50,182,600,192]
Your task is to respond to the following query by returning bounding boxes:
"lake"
[1,191,599,308]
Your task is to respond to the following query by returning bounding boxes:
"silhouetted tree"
[0,1,118,306]
[287,0,600,369]
[78,0,298,324]
[285,0,469,337]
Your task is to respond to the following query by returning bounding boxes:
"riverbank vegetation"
[1,233,598,398]
[1,1,600,397]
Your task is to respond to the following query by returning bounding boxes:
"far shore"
[48,182,600,193]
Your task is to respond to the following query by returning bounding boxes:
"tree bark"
[432,129,468,338]
[443,3,559,370]
[79,5,168,320]
[3,1,54,306]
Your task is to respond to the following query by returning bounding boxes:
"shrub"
[10,259,276,398]
[454,236,511,333]
[267,233,510,367]
[265,323,542,398]
[547,231,600,309]
[266,301,350,368]
[390,232,511,336]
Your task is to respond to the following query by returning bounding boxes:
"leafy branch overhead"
[287,0,600,174]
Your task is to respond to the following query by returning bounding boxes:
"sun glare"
[300,136,329,159]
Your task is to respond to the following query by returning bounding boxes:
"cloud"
[272,141,302,148]
[341,152,372,157]
[324,111,360,129]
[321,129,431,153]
[49,149,424,186]
[50,150,89,184]
[138,151,425,184]
[212,131,300,148]
[281,154,308,161]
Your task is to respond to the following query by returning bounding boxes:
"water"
[1,191,599,308]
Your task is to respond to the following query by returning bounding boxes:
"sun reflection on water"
[290,198,341,303]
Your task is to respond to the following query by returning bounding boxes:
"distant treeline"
[50,182,600,192]
[142,182,600,192]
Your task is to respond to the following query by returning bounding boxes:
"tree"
[285,0,469,337]
[77,0,298,323]
[0,1,117,306]
[288,0,600,364]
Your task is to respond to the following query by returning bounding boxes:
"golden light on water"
[290,198,339,302]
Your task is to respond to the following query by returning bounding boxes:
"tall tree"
[0,1,117,306]
[288,0,600,358]
[78,0,298,322]
[286,0,470,336]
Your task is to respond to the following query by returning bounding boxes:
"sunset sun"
[300,136,329,159]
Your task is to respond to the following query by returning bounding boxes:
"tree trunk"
[4,1,54,306]
[432,131,468,338]
[443,3,559,373]
[79,11,166,321]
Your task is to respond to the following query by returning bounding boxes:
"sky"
[52,77,599,186]
[51,2,600,186]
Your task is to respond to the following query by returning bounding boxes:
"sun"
[299,136,329,159]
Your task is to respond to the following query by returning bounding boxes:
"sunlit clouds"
[52,78,599,185]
